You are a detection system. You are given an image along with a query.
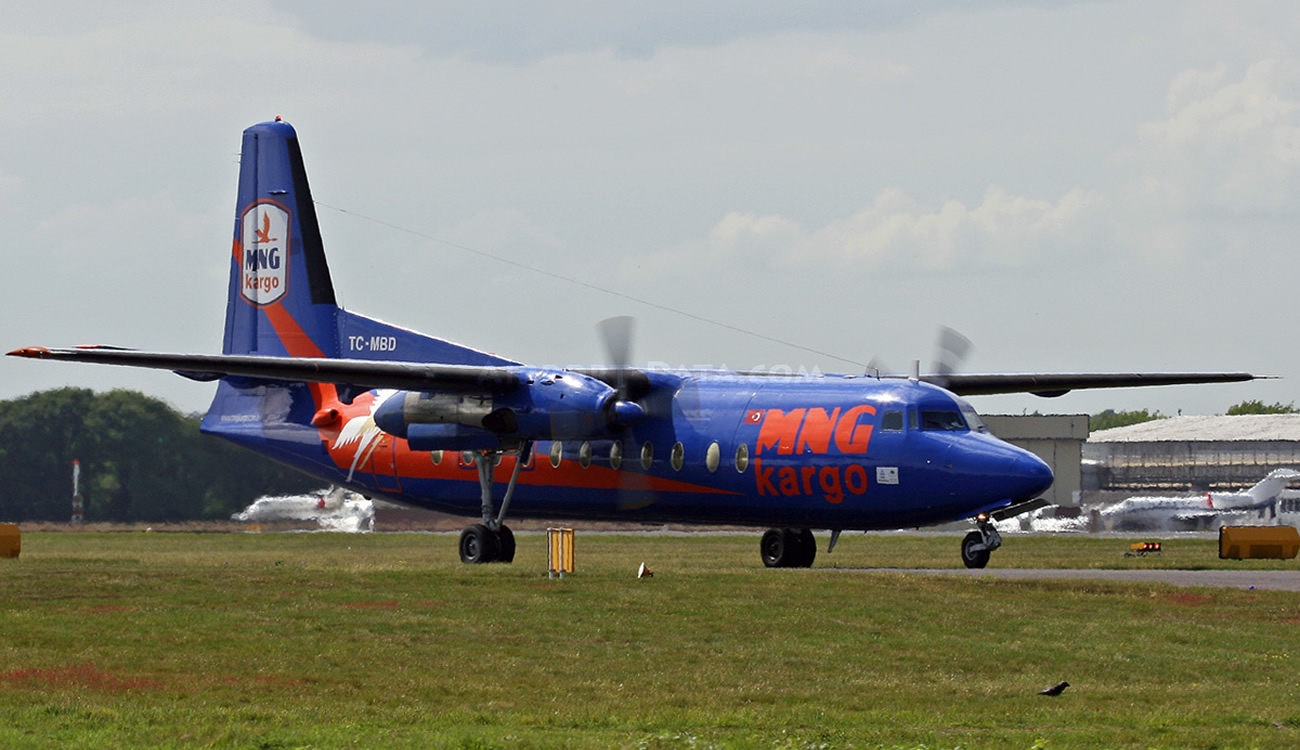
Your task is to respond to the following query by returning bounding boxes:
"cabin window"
[610,441,623,470]
[549,441,563,468]
[430,450,443,466]
[705,441,721,473]
[735,443,749,473]
[671,442,685,471]
[921,410,967,431]
[579,441,592,468]
[640,441,654,470]
[882,411,904,431]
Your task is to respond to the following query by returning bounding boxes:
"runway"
[857,568,1300,591]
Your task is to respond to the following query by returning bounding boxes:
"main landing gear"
[760,527,817,568]
[960,515,1002,569]
[458,442,531,564]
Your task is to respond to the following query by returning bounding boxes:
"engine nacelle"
[372,369,631,444]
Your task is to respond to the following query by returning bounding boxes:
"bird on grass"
[1038,681,1070,696]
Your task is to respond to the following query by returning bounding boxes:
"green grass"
[1,531,1298,748]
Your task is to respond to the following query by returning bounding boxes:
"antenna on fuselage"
[909,360,920,383]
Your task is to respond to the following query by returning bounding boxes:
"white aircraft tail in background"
[1098,468,1300,531]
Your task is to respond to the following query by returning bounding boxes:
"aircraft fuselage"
[202,371,1053,531]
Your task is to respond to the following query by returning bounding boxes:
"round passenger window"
[705,442,720,473]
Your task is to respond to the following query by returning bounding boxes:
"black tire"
[961,531,990,569]
[760,528,786,568]
[459,524,499,564]
[795,528,817,568]
[495,526,516,564]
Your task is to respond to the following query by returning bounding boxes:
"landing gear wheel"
[760,528,786,568]
[496,525,516,563]
[961,531,990,569]
[459,524,500,564]
[791,528,817,568]
[760,527,817,568]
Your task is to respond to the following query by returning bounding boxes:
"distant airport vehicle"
[1098,469,1300,531]
[8,119,1261,568]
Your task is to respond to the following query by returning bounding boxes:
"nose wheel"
[960,517,1002,569]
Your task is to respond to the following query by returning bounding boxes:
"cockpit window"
[959,402,987,432]
[882,411,904,431]
[921,410,967,431]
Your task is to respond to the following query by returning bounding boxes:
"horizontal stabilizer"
[7,346,521,393]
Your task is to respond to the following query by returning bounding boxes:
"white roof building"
[1085,415,1300,490]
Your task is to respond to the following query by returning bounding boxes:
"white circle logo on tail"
[240,202,290,306]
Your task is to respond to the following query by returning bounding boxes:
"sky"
[2,1,1298,420]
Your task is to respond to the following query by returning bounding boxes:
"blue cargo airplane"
[9,119,1260,568]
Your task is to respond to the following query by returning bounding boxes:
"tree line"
[1089,400,1297,432]
[0,388,319,523]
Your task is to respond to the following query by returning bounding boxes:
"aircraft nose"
[1009,449,1054,501]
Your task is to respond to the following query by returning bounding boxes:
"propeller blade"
[597,315,635,369]
[931,326,974,378]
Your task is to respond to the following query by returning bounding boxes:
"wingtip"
[6,346,50,358]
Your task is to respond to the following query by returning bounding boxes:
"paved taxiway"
[858,568,1300,591]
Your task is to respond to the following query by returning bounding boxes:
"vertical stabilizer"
[224,118,339,358]
[1246,468,1300,504]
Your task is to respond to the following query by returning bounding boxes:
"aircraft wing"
[927,372,1260,398]
[7,346,522,393]
[8,347,1262,399]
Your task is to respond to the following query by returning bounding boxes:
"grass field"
[1,530,1298,749]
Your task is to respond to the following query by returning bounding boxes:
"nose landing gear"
[960,515,1002,569]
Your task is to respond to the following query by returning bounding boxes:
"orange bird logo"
[254,211,278,244]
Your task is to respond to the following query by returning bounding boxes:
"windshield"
[958,401,987,432]
[921,410,967,431]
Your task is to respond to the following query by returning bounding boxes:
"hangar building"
[1084,415,1300,490]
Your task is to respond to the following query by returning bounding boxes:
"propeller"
[930,326,974,384]
[864,326,974,384]
[596,316,644,425]
[598,315,635,376]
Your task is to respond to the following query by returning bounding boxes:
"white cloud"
[636,184,1101,277]
[1134,58,1300,217]
[1103,58,1300,268]
[640,54,1300,281]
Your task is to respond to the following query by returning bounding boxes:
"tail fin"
[225,118,339,358]
[223,118,515,367]
[1246,469,1300,504]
